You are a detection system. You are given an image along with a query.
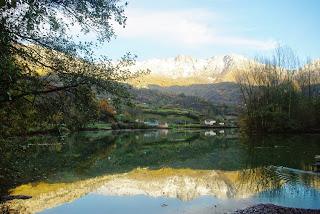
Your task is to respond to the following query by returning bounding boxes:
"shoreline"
[1,126,239,139]
[4,125,320,141]
[233,204,320,214]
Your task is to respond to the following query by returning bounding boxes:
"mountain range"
[129,54,249,87]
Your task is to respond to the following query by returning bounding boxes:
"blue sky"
[96,0,320,60]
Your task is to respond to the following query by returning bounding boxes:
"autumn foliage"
[98,100,116,122]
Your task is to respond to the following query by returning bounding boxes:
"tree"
[0,0,142,135]
[234,47,320,133]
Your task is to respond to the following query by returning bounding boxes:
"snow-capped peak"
[132,54,249,80]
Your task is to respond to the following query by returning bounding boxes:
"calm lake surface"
[0,129,319,213]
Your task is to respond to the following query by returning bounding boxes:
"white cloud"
[115,8,277,50]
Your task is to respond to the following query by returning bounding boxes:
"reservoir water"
[1,129,319,213]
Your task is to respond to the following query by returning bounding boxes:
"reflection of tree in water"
[235,167,283,197]
[0,132,118,197]
[240,134,320,171]
[236,166,320,198]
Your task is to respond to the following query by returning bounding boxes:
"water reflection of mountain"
[2,167,319,214]
[1,130,319,197]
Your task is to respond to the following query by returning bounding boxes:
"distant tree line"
[235,47,320,133]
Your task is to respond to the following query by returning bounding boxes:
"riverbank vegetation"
[235,47,320,133]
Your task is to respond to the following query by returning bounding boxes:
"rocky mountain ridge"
[129,54,250,87]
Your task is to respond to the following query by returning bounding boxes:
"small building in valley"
[204,119,216,126]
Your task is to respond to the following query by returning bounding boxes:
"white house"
[204,119,216,126]
[219,122,225,126]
